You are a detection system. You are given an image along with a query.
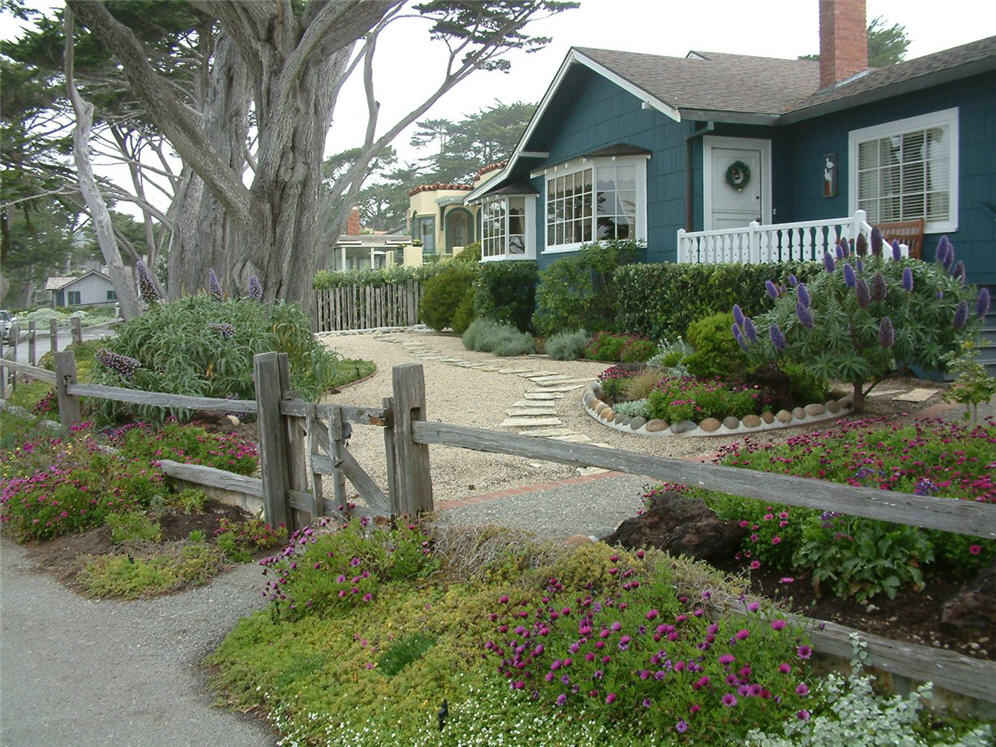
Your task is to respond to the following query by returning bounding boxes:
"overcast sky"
[4,0,993,202]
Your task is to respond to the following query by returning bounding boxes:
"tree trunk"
[851,379,866,412]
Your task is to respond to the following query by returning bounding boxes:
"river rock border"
[583,382,854,437]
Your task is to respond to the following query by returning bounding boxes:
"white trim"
[530,152,650,180]
[702,135,772,230]
[479,195,537,262]
[847,107,959,233]
[465,47,674,204]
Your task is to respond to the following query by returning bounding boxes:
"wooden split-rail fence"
[1,352,994,706]
[315,280,422,332]
[0,317,94,396]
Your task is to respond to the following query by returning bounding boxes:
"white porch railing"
[677,210,877,265]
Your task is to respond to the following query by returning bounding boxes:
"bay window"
[480,194,534,260]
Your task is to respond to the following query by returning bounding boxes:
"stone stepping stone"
[530,385,583,393]
[520,370,557,378]
[529,375,573,383]
[575,466,608,476]
[549,434,592,443]
[498,368,532,374]
[523,392,563,400]
[506,407,557,417]
[894,388,939,402]
[868,388,905,397]
[500,417,563,428]
[517,427,577,437]
[439,358,466,363]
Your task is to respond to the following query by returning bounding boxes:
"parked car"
[0,310,13,343]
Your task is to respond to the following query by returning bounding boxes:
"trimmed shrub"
[462,318,535,356]
[544,328,588,360]
[452,241,482,264]
[684,312,748,379]
[474,260,538,332]
[584,331,656,363]
[419,263,478,331]
[314,264,440,290]
[532,240,639,337]
[450,291,476,335]
[613,261,823,342]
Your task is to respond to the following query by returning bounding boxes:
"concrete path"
[0,541,276,746]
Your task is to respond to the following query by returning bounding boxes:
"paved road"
[5,323,116,365]
[0,541,277,746]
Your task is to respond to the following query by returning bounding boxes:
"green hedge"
[314,264,443,290]
[612,261,823,341]
[474,261,538,332]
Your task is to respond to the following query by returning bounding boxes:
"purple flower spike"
[857,259,864,274]
[732,304,745,327]
[248,275,263,301]
[95,348,142,380]
[210,322,236,339]
[977,287,991,319]
[769,324,787,352]
[823,251,836,273]
[891,240,903,261]
[951,261,966,284]
[843,263,856,288]
[743,317,758,344]
[732,324,748,351]
[835,244,845,260]
[855,232,868,256]
[937,236,953,268]
[870,226,883,257]
[855,278,871,308]
[796,302,814,329]
[209,269,223,301]
[797,283,810,308]
[871,272,887,302]
[135,260,161,305]
[788,274,798,288]
[765,280,780,300]
[953,300,969,331]
[878,316,895,348]
[902,267,914,292]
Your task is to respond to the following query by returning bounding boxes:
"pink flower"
[796,682,809,696]
[797,645,813,660]
[771,619,786,631]
[771,536,782,545]
[969,545,981,555]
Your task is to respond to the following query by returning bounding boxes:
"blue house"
[466,0,995,292]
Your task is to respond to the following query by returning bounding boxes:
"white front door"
[703,136,772,230]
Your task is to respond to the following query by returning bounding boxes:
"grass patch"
[330,357,375,388]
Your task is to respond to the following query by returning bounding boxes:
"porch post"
[749,220,761,264]
[676,229,686,263]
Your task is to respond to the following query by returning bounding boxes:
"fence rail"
[316,280,422,332]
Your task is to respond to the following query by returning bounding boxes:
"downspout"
[685,122,715,231]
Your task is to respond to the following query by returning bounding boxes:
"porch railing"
[677,210,888,265]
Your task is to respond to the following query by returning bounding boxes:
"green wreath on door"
[725,160,752,192]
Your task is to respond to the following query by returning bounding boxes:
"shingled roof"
[575,35,996,123]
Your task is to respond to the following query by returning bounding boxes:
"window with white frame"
[481,195,529,259]
[849,108,958,233]
[542,156,647,252]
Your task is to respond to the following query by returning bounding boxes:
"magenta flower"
[797,709,811,721]
[969,545,981,555]
[771,619,786,631]
[796,682,810,696]
[779,662,791,674]
[605,692,617,704]
[722,693,738,707]
[797,645,813,659]
[719,654,735,665]
[735,629,750,640]
[676,719,688,733]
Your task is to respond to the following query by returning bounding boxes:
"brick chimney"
[819,0,868,88]
[346,207,361,235]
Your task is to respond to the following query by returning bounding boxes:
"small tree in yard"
[733,231,989,412]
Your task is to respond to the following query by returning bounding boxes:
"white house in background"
[45,270,117,307]
[329,208,409,272]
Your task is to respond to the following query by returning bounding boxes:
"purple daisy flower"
[722,693,738,707]
[676,719,688,732]
[797,645,813,660]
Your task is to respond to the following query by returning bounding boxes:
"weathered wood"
[710,595,996,705]
[329,406,348,509]
[0,335,6,396]
[54,351,81,427]
[7,322,17,393]
[254,352,291,530]
[279,399,386,425]
[71,316,83,345]
[49,319,58,353]
[414,422,996,539]
[158,459,264,515]
[65,383,257,412]
[392,363,433,514]
[306,407,324,519]
[313,449,390,514]
[28,321,36,366]
[280,353,310,529]
[383,396,399,515]
[0,359,57,385]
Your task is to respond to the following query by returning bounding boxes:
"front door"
[703,136,771,230]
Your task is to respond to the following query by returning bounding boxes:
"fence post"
[748,220,761,264]
[7,322,17,394]
[49,319,59,354]
[383,396,399,515]
[254,352,292,531]
[28,321,36,366]
[391,363,433,515]
[676,229,686,264]
[71,316,83,346]
[54,351,81,428]
[277,353,310,529]
[0,333,6,397]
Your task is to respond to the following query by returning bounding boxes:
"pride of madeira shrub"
[92,273,340,421]
[732,232,989,411]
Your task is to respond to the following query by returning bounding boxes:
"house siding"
[528,72,694,270]
[777,72,996,286]
[56,274,116,306]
